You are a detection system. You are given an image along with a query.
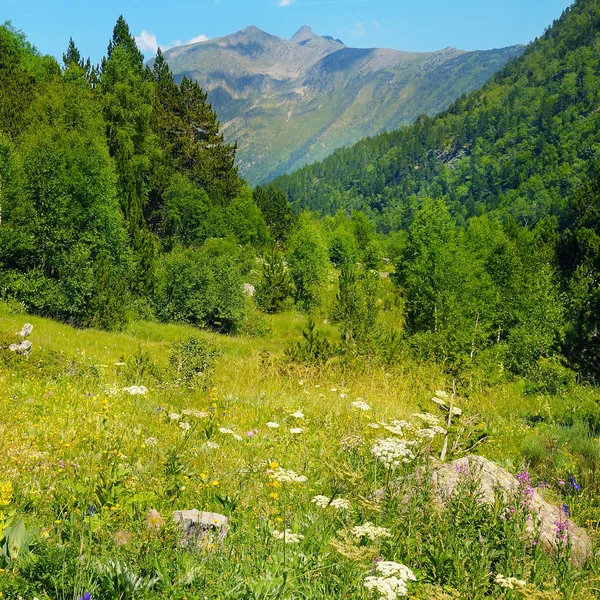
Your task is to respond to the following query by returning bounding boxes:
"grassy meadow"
[2,299,600,599]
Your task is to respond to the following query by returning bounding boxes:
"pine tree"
[107,15,144,73]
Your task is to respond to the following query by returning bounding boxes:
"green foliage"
[255,248,293,314]
[253,184,294,243]
[285,314,334,364]
[287,213,329,308]
[154,243,245,332]
[169,336,220,389]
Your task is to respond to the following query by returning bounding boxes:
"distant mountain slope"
[273,0,600,230]
[159,26,523,184]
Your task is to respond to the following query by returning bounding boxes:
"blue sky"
[4,0,573,64]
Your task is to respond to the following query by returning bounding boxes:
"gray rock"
[9,340,32,355]
[431,456,591,567]
[173,510,229,549]
[17,323,33,338]
[242,283,255,297]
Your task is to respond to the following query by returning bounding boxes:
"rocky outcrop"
[431,456,591,567]
[173,510,229,549]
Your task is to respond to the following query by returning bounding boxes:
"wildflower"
[371,438,415,469]
[122,386,148,395]
[312,495,330,508]
[368,423,380,429]
[374,562,416,581]
[169,413,181,421]
[569,475,581,491]
[272,529,304,543]
[417,426,447,439]
[78,594,93,600]
[340,435,363,451]
[266,422,280,428]
[330,498,351,510]
[247,429,258,437]
[412,413,441,426]
[205,441,220,449]
[340,393,347,398]
[352,400,372,411]
[435,390,449,399]
[182,409,209,418]
[268,467,307,484]
[495,574,526,589]
[179,422,191,431]
[331,387,337,392]
[219,427,234,434]
[290,411,305,419]
[382,420,408,436]
[113,530,131,547]
[146,509,164,531]
[0,481,13,506]
[144,437,158,447]
[289,428,303,434]
[298,380,305,385]
[351,522,392,541]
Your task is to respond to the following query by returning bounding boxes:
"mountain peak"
[291,25,318,44]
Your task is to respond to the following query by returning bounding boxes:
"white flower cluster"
[182,409,208,418]
[144,437,158,447]
[205,441,220,450]
[495,574,526,589]
[364,562,416,599]
[219,427,243,441]
[290,411,304,419]
[179,422,191,432]
[311,495,351,510]
[412,413,441,426]
[123,385,148,395]
[289,428,303,434]
[371,438,415,469]
[272,529,304,544]
[266,422,280,428]
[432,396,462,416]
[352,400,372,411]
[351,522,392,541]
[417,426,447,439]
[268,467,307,484]
[383,420,409,436]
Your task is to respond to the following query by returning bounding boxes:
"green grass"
[1,303,600,598]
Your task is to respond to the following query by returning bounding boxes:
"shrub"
[169,336,220,389]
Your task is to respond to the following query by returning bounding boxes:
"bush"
[169,337,220,389]
[255,248,293,314]
[154,243,245,332]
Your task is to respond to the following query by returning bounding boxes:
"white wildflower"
[351,522,392,541]
[364,562,416,599]
[266,422,280,428]
[290,411,304,419]
[233,434,243,441]
[311,494,330,508]
[289,427,303,434]
[352,400,372,411]
[268,467,307,484]
[412,413,441,426]
[495,574,527,589]
[122,385,148,395]
[375,562,416,581]
[272,529,304,544]
[179,421,191,431]
[340,393,347,398]
[182,409,209,418]
[331,387,337,392]
[219,427,234,434]
[368,423,381,429]
[371,438,415,469]
[144,437,158,447]
[417,426,447,439]
[435,390,449,399]
[205,441,220,449]
[383,420,409,436]
[169,413,181,421]
[298,380,305,385]
[330,497,351,510]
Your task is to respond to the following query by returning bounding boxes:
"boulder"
[17,323,33,338]
[431,455,591,566]
[9,340,32,355]
[242,283,255,297]
[173,510,229,549]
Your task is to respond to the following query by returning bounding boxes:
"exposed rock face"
[431,456,591,566]
[173,510,229,549]
[158,27,524,184]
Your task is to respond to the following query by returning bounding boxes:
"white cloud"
[278,0,295,6]
[134,30,159,54]
[135,30,209,54]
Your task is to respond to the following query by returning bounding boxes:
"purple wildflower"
[569,476,581,491]
[79,594,93,600]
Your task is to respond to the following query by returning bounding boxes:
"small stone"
[9,340,32,355]
[17,323,33,338]
[173,510,229,548]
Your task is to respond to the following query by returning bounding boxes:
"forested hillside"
[273,0,600,380]
[275,0,600,229]
[0,18,272,331]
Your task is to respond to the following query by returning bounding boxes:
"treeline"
[0,18,280,331]
[270,0,600,381]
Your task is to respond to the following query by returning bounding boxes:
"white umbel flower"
[352,400,372,411]
[268,467,307,484]
[351,522,392,541]
[272,529,304,544]
[371,438,415,469]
